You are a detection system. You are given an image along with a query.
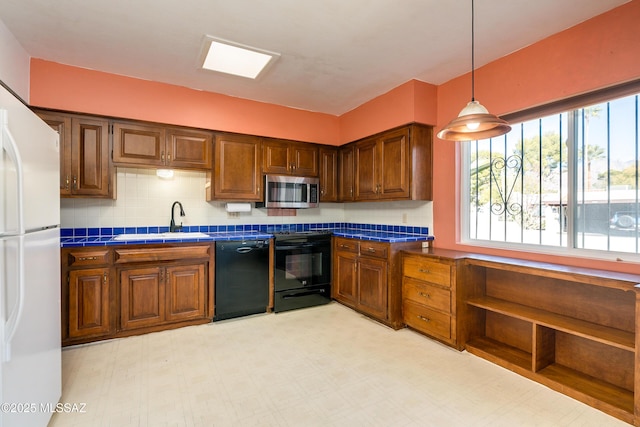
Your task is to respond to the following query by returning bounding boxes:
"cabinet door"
[166,128,212,170]
[333,251,358,306]
[378,127,410,199]
[354,138,378,200]
[262,139,290,175]
[292,143,319,177]
[357,256,388,320]
[319,147,338,202]
[213,133,262,201]
[113,122,166,167]
[165,263,206,322]
[38,112,72,195]
[71,117,112,197]
[338,145,355,201]
[68,268,111,339]
[119,267,165,330]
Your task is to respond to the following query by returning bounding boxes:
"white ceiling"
[0,0,630,115]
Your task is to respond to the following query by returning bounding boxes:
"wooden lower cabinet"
[332,237,422,328]
[401,250,469,350]
[119,266,165,330]
[61,244,213,346]
[165,264,206,322]
[67,267,112,339]
[357,256,388,320]
[401,249,640,425]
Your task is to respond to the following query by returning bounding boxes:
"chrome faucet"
[170,201,185,232]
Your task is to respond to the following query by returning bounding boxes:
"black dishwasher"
[214,239,270,321]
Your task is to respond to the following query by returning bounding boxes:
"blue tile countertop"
[60,222,434,247]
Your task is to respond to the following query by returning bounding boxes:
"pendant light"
[437,0,511,141]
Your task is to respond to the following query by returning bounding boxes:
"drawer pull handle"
[417,315,431,323]
[418,268,430,273]
[78,256,98,261]
[419,292,431,299]
[103,273,107,284]
[366,248,376,253]
[340,244,352,249]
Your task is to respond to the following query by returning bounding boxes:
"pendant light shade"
[436,100,511,141]
[437,0,510,142]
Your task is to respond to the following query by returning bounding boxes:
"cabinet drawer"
[359,241,388,259]
[334,237,359,254]
[403,277,450,313]
[66,249,110,267]
[403,256,451,287]
[403,300,451,340]
[114,245,210,263]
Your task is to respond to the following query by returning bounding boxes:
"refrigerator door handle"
[3,235,25,362]
[0,109,24,236]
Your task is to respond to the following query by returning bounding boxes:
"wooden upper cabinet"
[263,138,319,177]
[113,121,212,170]
[377,127,410,200]
[208,133,262,201]
[37,112,72,195]
[36,110,113,198]
[353,124,432,202]
[338,145,355,202]
[354,137,379,200]
[167,128,212,170]
[113,122,166,167]
[319,146,338,202]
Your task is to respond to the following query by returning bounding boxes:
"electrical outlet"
[228,212,240,218]
[402,213,408,224]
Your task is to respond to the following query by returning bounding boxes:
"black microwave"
[256,175,319,209]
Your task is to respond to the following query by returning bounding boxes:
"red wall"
[30,60,342,145]
[30,1,640,273]
[435,0,640,274]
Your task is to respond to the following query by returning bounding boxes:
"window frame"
[459,79,640,262]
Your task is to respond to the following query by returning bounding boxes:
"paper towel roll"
[225,203,252,213]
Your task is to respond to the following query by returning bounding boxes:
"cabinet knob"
[72,176,78,190]
[103,273,107,284]
[161,152,165,162]
[65,175,70,190]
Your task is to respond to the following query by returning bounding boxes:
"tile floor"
[50,303,628,427]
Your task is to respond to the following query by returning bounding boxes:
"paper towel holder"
[225,203,252,213]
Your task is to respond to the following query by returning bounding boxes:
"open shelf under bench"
[466,336,634,423]
[452,253,640,425]
[467,296,635,351]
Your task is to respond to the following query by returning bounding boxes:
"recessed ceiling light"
[200,36,279,79]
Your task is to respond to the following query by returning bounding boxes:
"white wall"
[61,168,434,230]
[343,200,433,228]
[0,18,30,102]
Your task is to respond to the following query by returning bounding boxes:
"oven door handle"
[282,288,327,299]
[275,243,316,250]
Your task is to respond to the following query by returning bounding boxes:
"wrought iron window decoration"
[489,154,523,217]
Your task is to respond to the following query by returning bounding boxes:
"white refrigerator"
[0,84,61,426]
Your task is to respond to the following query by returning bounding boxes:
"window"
[464,88,640,257]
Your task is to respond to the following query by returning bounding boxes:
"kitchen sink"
[113,232,210,241]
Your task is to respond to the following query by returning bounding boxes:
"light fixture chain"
[471,0,475,102]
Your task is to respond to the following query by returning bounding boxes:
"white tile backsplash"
[60,168,434,230]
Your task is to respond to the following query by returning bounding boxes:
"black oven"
[273,231,331,312]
